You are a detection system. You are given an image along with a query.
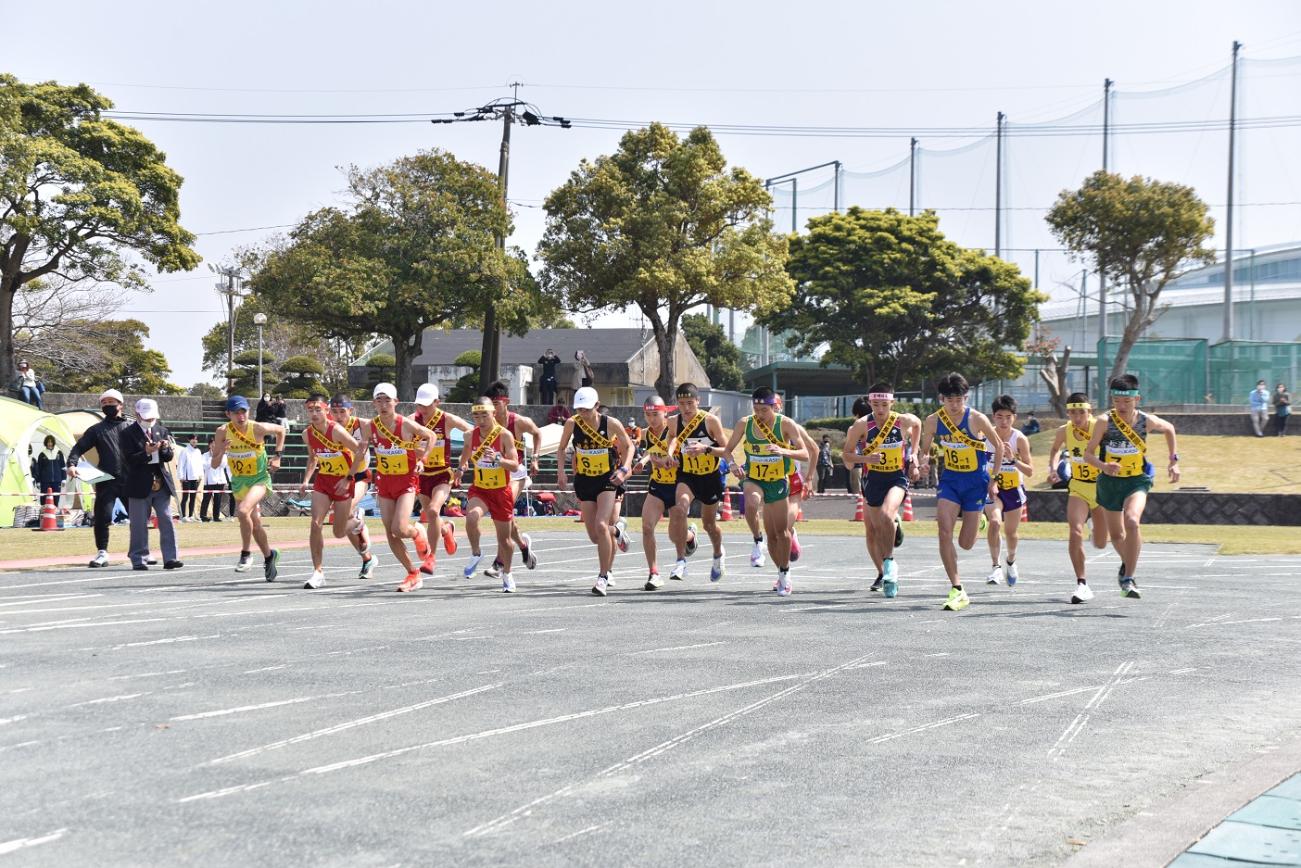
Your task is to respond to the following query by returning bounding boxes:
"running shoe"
[1119,578,1142,599]
[502,573,516,593]
[347,506,364,535]
[304,570,325,590]
[397,572,423,593]
[441,520,457,555]
[263,550,280,582]
[894,515,904,547]
[464,553,483,579]
[234,553,252,573]
[414,532,431,565]
[1006,562,1019,587]
[419,545,436,576]
[750,541,765,568]
[522,533,537,569]
[710,550,725,583]
[358,555,377,580]
[870,574,884,592]
[614,519,630,554]
[986,565,1004,585]
[942,586,970,611]
[670,559,687,581]
[485,560,502,579]
[645,571,663,591]
[883,558,898,598]
[592,574,609,597]
[776,570,793,597]
[789,531,801,563]
[89,551,109,568]
[605,572,616,588]
[685,524,698,557]
[1071,582,1094,604]
[978,513,989,533]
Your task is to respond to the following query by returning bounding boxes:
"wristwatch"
[1169,453,1180,461]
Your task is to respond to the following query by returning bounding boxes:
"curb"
[0,536,358,571]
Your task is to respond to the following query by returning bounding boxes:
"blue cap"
[225,396,250,412]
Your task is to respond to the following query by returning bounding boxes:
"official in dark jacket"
[67,389,134,568]
[123,398,182,571]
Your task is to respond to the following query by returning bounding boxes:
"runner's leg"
[309,491,331,570]
[641,495,665,574]
[935,498,963,586]
[378,495,415,572]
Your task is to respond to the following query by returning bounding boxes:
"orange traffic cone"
[852,495,865,522]
[902,493,914,522]
[1021,504,1029,522]
[719,491,734,521]
[150,512,158,529]
[796,502,805,522]
[39,495,60,531]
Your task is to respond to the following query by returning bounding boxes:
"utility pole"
[1099,78,1113,394]
[908,137,917,216]
[994,112,1005,258]
[1223,40,1242,343]
[211,264,245,394]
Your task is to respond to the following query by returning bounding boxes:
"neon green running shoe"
[942,586,970,611]
[978,513,989,533]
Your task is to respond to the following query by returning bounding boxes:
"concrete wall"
[1025,489,1301,525]
[40,393,204,419]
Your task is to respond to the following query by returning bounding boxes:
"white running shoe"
[304,570,325,590]
[645,571,664,591]
[1006,562,1019,587]
[89,550,109,568]
[592,574,609,597]
[750,541,765,568]
[614,519,630,554]
[710,550,725,583]
[484,560,502,579]
[1071,582,1094,604]
[685,524,699,557]
[234,554,252,573]
[502,573,516,593]
[605,572,616,588]
[464,553,483,579]
[776,571,793,597]
[986,565,1004,585]
[522,533,537,569]
[670,559,687,581]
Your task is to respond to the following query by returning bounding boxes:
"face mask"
[102,405,120,419]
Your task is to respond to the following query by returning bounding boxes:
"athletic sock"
[876,571,884,581]
[1077,578,1087,584]
[754,536,763,543]
[1006,556,1015,565]
[240,550,250,559]
[954,584,964,591]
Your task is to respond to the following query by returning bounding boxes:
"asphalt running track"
[1,531,1299,866]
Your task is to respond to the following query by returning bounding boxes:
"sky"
[6,0,1301,387]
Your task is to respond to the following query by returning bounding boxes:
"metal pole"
[257,325,264,397]
[994,112,1004,258]
[1034,249,1040,288]
[1223,40,1241,343]
[909,137,917,216]
[791,177,798,233]
[1099,78,1112,392]
[1249,248,1256,340]
[226,273,237,394]
[833,160,842,213]
[481,103,513,394]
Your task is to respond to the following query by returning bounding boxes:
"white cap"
[573,386,599,410]
[414,383,439,405]
[99,389,124,404]
[373,382,397,401]
[134,398,160,421]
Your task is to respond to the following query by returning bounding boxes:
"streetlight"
[253,313,268,397]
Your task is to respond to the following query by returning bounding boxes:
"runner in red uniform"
[358,383,436,592]
[456,399,521,592]
[328,394,374,569]
[412,383,473,577]
[297,393,371,589]
[483,381,542,576]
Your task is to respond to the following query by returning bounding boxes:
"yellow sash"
[644,427,677,485]
[863,412,903,473]
[574,414,613,448]
[1066,422,1098,483]
[373,415,419,476]
[1108,410,1147,477]
[309,423,351,476]
[936,407,984,473]
[226,422,263,476]
[676,411,718,475]
[469,424,508,489]
[422,409,446,471]
[745,415,790,482]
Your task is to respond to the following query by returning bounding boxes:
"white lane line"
[867,713,980,745]
[522,628,567,635]
[108,669,189,681]
[1021,685,1101,705]
[0,600,388,634]
[1086,661,1135,710]
[549,822,610,845]
[179,671,812,803]
[0,828,68,855]
[1048,713,1090,760]
[844,660,888,670]
[205,683,501,766]
[0,740,42,753]
[625,641,725,655]
[65,692,148,709]
[171,696,323,721]
[0,594,101,607]
[0,714,30,726]
[3,688,33,695]
[0,617,171,634]
[243,665,288,674]
[111,634,220,650]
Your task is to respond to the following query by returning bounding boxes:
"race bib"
[576,447,611,477]
[997,467,1022,491]
[427,433,446,469]
[941,439,978,473]
[872,442,905,473]
[682,437,718,474]
[1069,450,1098,483]
[227,449,259,477]
[474,458,508,490]
[375,446,410,476]
[315,450,350,477]
[747,454,785,482]
[1108,442,1145,477]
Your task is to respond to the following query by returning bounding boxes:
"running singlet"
[676,412,720,476]
[573,414,616,477]
[641,427,677,485]
[936,407,989,474]
[343,416,371,474]
[1065,420,1099,483]
[996,429,1023,491]
[506,412,528,463]
[415,408,449,473]
[470,425,509,489]
[306,423,352,477]
[743,415,792,482]
[1101,411,1148,478]
[225,422,266,479]
[863,412,905,473]
[371,415,421,477]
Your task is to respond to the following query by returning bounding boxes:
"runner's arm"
[406,420,437,463]
[497,430,519,473]
[841,419,869,467]
[443,412,474,433]
[705,414,730,457]
[1016,430,1034,477]
[209,426,227,467]
[333,424,367,477]
[608,419,633,482]
[1147,413,1181,482]
[554,419,574,485]
[779,420,811,463]
[1082,415,1116,473]
[1047,426,1067,483]
[917,415,937,469]
[524,419,542,474]
[256,422,287,469]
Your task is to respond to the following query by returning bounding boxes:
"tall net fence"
[1208,341,1301,401]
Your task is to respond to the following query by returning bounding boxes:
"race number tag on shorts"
[227,449,259,477]
[747,454,785,482]
[941,439,978,472]
[474,458,508,490]
[1109,443,1144,477]
[375,446,410,476]
[997,468,1021,490]
[682,437,717,474]
[576,447,611,476]
[874,442,904,473]
[315,450,349,477]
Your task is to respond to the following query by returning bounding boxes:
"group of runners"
[193,368,1179,608]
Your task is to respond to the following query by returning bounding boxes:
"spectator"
[255,393,275,423]
[271,395,288,428]
[1274,382,1291,437]
[177,434,205,522]
[547,402,572,426]
[817,435,834,494]
[67,389,134,568]
[1249,379,1271,436]
[575,350,594,389]
[122,399,181,570]
[14,360,44,409]
[1021,412,1041,435]
[201,445,232,522]
[33,434,66,502]
[537,348,561,406]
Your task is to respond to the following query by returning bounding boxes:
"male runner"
[843,384,921,598]
[412,383,472,575]
[555,387,632,596]
[918,373,1005,611]
[1083,373,1180,599]
[1047,392,1110,603]
[456,399,520,592]
[328,393,374,556]
[209,395,286,580]
[358,382,436,592]
[632,395,697,590]
[483,381,541,575]
[983,395,1034,587]
[297,393,371,589]
[721,387,810,596]
[665,383,728,582]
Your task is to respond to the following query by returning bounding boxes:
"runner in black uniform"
[666,383,728,582]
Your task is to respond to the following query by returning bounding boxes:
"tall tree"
[249,150,512,399]
[0,75,199,387]
[682,313,744,391]
[1047,170,1215,379]
[768,207,1044,389]
[538,123,793,398]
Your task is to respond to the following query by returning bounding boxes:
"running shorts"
[746,476,789,504]
[574,472,616,503]
[647,481,676,511]
[789,471,804,497]
[678,472,723,506]
[1067,478,1099,511]
[231,471,272,501]
[313,473,352,503]
[937,469,991,513]
[1097,474,1152,512]
[419,470,453,499]
[995,486,1027,513]
[468,485,515,523]
[863,470,909,508]
[376,472,419,500]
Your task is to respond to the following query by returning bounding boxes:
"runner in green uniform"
[209,395,287,580]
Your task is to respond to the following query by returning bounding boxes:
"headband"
[1065,402,1091,410]
[470,403,494,413]
[752,395,778,406]
[1110,389,1140,397]
[868,392,894,401]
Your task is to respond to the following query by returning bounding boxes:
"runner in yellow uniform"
[1047,392,1109,603]
[632,395,696,590]
[208,395,287,581]
[665,383,729,582]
